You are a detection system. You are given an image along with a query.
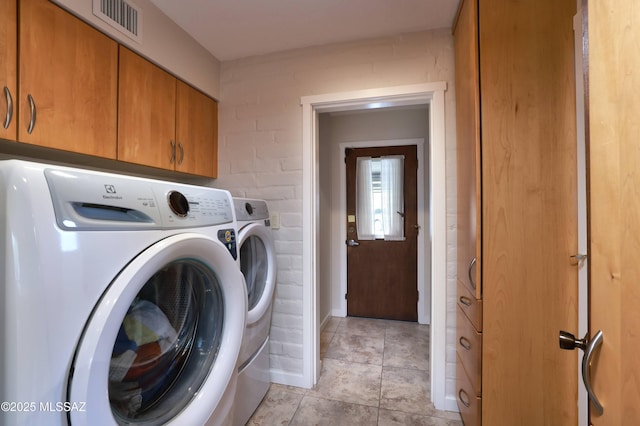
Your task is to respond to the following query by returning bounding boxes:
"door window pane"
[356,155,405,240]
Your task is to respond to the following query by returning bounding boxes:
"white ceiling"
[149,0,460,61]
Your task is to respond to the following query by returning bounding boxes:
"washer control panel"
[45,168,234,230]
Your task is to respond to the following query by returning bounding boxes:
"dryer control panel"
[45,168,234,231]
[234,198,270,222]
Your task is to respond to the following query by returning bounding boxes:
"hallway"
[247,317,462,425]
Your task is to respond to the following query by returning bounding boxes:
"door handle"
[3,86,12,129]
[467,257,477,289]
[170,140,176,164]
[27,94,36,134]
[583,330,604,415]
[558,329,604,415]
[346,239,360,247]
[178,142,184,165]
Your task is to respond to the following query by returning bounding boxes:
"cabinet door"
[454,0,481,302]
[118,46,176,171]
[19,0,117,158]
[175,81,218,177]
[0,0,16,141]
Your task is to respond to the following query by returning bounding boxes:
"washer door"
[68,233,246,425]
[238,223,277,324]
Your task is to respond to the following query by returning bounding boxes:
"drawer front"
[456,305,482,395]
[456,354,482,426]
[457,279,483,331]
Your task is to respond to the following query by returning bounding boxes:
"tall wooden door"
[587,0,640,422]
[480,0,579,423]
[345,145,418,321]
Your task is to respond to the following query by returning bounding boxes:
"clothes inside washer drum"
[108,262,204,420]
[107,259,224,424]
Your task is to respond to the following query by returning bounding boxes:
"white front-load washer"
[232,198,277,426]
[0,160,246,426]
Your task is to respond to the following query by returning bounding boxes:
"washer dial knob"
[168,191,189,217]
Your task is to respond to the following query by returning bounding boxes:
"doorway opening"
[332,137,427,323]
[301,82,450,410]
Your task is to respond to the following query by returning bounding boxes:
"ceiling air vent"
[93,0,142,43]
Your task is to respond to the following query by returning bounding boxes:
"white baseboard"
[269,369,310,389]
[442,395,460,413]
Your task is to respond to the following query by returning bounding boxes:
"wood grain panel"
[479,0,578,424]
[588,0,640,423]
[457,305,482,396]
[457,353,482,426]
[454,0,482,301]
[176,81,218,177]
[118,46,176,170]
[19,0,117,157]
[0,0,17,141]
[457,279,483,332]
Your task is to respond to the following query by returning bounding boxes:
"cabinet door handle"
[170,140,176,164]
[3,86,12,129]
[27,94,36,134]
[459,336,472,351]
[468,257,477,289]
[459,295,473,307]
[178,142,184,165]
[458,388,471,408]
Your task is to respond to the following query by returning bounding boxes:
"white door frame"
[335,138,428,323]
[301,81,449,409]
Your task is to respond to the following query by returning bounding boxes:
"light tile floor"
[247,316,463,425]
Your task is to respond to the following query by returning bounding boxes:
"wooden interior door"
[345,145,418,322]
[0,0,16,141]
[587,0,640,422]
[480,0,579,423]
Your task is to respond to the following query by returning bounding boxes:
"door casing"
[300,82,451,410]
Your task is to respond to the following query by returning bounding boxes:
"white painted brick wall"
[216,28,459,401]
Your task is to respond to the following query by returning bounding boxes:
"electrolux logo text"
[103,184,122,200]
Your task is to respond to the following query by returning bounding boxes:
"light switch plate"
[270,212,280,230]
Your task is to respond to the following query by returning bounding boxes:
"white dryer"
[232,198,277,426]
[0,160,246,426]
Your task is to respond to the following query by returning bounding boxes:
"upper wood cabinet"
[454,0,579,424]
[18,0,118,158]
[0,0,17,141]
[176,81,218,177]
[118,47,218,177]
[118,46,177,170]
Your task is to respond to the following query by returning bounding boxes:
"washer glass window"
[109,259,224,423]
[240,235,268,310]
